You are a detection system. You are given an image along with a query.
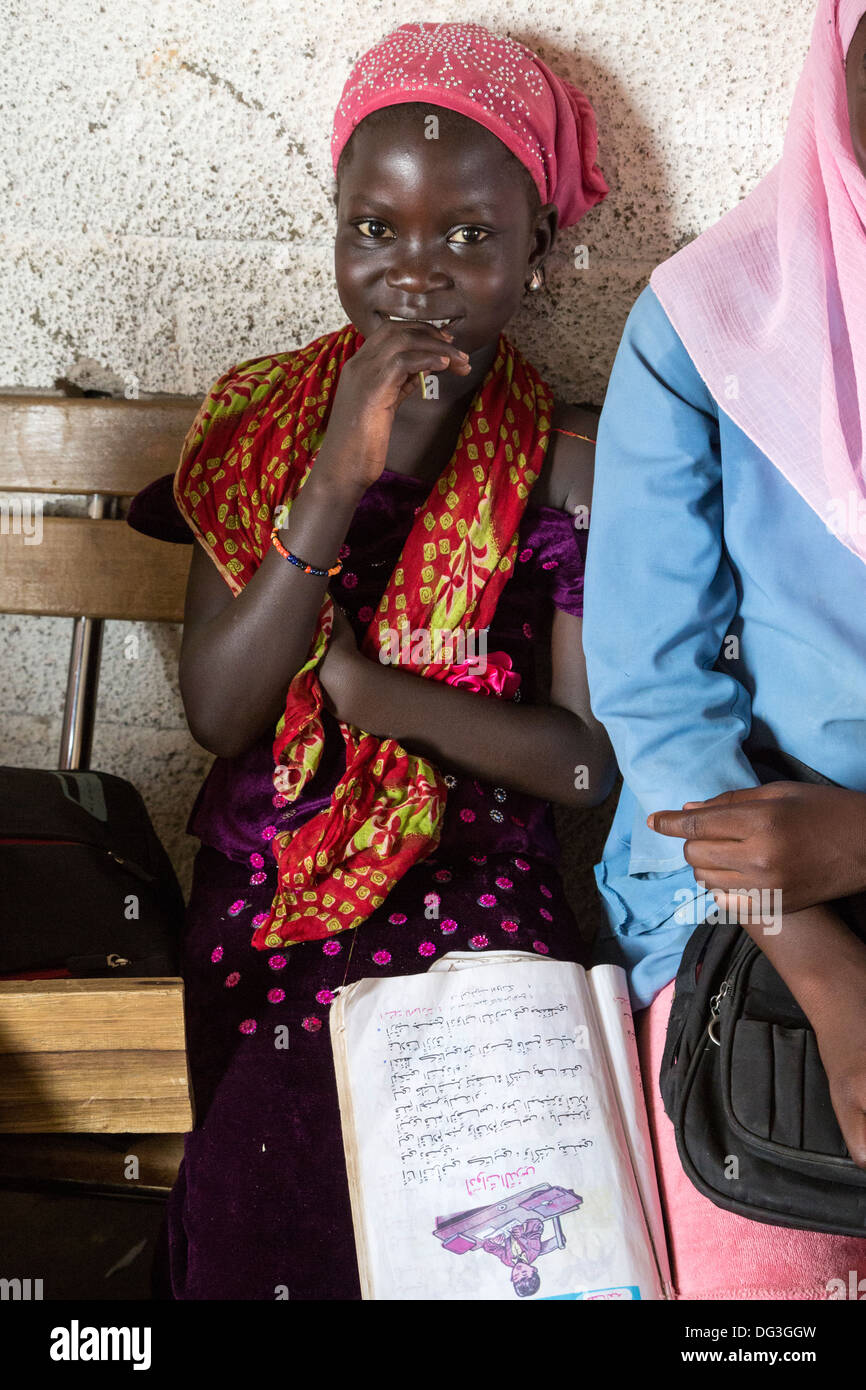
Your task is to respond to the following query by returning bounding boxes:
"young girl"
[583,0,866,1298]
[129,21,612,1300]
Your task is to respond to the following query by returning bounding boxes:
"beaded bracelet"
[270,526,342,577]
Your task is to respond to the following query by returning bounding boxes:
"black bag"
[0,766,184,977]
[659,748,866,1236]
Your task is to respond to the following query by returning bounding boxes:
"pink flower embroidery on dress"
[272,793,288,808]
[358,605,374,623]
[239,1019,257,1034]
[469,934,489,950]
[261,825,277,841]
[495,876,513,891]
[440,919,458,934]
[211,946,224,963]
[388,912,407,926]
[433,869,452,883]
[316,989,336,1005]
[372,949,391,966]
[477,893,497,908]
[418,941,436,957]
[249,852,265,869]
[518,548,533,563]
[460,809,476,823]
[539,884,552,898]
[268,954,287,970]
[342,572,358,589]
[323,941,341,956]
[522,622,533,639]
[252,911,269,927]
[339,543,351,560]
[227,900,246,916]
[267,988,285,1004]
[539,908,553,922]
[501,919,519,933]
[470,854,487,865]
[542,560,558,570]
[302,1016,322,1032]
[250,871,267,886]
[532,940,550,954]
[225,972,240,988]
[514,857,531,872]
[424,892,440,908]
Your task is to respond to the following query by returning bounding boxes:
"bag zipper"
[707,979,730,1046]
[1,836,156,882]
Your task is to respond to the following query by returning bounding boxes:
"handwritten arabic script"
[377,982,596,1190]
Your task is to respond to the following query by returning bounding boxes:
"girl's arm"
[179,466,367,758]
[318,420,616,808]
[320,607,613,807]
[178,320,471,758]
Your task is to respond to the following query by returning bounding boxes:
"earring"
[526,266,545,292]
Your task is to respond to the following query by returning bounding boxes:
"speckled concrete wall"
[0,1,817,899]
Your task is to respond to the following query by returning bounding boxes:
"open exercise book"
[330,951,673,1301]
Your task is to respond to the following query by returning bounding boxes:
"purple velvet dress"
[128,465,589,1301]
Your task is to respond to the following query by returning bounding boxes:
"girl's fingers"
[706,887,766,917]
[377,322,471,370]
[387,348,471,379]
[697,869,760,891]
[648,805,750,840]
[681,789,756,811]
[681,784,798,811]
[680,838,744,872]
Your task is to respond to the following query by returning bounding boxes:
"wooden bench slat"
[0,516,191,621]
[0,396,201,495]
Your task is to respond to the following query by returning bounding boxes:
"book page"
[331,952,664,1301]
[586,964,673,1298]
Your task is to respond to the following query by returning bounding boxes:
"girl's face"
[334,105,557,359]
[846,14,866,177]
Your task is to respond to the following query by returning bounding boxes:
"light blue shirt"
[583,285,866,1009]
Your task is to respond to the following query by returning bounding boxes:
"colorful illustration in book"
[433,1183,583,1298]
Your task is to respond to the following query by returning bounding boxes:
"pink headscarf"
[651,0,866,564]
[331,22,608,229]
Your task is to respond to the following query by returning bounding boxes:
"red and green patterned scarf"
[174,324,553,948]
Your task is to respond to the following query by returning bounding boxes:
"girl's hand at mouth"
[314,318,472,495]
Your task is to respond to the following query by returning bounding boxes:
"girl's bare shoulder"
[532,400,597,514]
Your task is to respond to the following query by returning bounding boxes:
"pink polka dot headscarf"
[331,22,609,229]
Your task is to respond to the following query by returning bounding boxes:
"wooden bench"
[0,391,200,1198]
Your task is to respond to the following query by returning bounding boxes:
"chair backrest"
[0,395,201,623]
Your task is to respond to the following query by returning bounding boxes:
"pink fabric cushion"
[637,981,866,1300]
